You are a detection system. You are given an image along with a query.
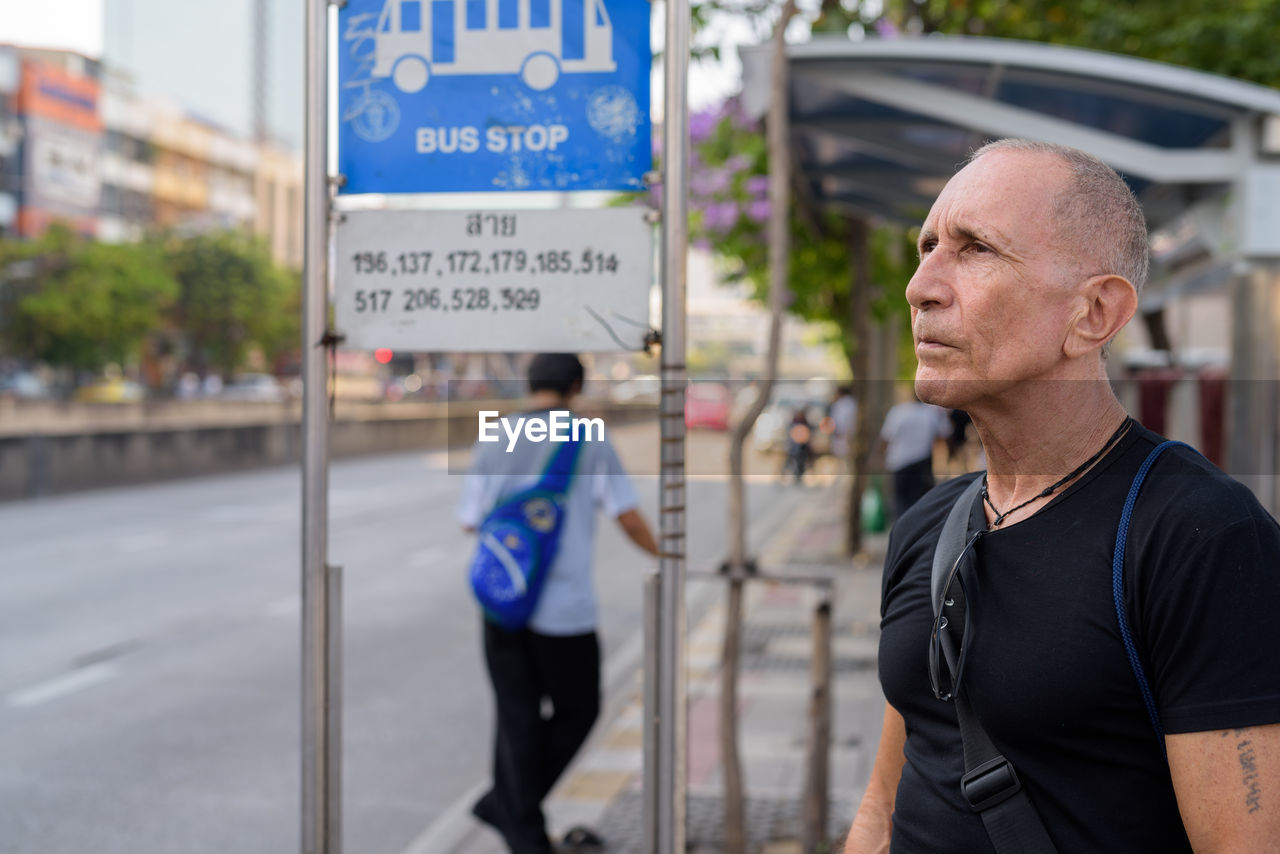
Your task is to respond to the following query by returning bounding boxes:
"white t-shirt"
[880,402,950,471]
[456,413,639,635]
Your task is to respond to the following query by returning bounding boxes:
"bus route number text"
[352,286,541,314]
[349,248,620,278]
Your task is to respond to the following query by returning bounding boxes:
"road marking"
[8,663,118,709]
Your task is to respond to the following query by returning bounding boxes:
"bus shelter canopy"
[740,35,1280,305]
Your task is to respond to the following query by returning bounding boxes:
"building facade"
[0,44,302,270]
[12,50,102,239]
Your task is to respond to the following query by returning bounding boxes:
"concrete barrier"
[0,398,652,501]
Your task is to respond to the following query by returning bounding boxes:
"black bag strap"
[932,476,1059,854]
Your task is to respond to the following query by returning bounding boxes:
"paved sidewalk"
[452,482,889,854]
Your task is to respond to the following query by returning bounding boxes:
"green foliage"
[162,230,300,378]
[683,0,1280,378]
[880,0,1280,87]
[0,225,177,371]
[686,102,917,366]
[0,226,300,382]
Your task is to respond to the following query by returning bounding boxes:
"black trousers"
[480,620,601,854]
[891,456,936,521]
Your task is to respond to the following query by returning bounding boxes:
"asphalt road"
[0,423,807,854]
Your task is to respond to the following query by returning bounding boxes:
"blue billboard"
[337,0,652,194]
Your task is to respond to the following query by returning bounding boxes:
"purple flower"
[690,108,722,143]
[874,18,900,39]
[745,175,769,196]
[746,199,771,224]
[691,168,732,198]
[702,201,740,232]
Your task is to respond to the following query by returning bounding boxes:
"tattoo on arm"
[1222,728,1263,813]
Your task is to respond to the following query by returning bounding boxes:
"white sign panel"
[335,207,653,351]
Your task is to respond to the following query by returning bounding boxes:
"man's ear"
[1065,274,1138,359]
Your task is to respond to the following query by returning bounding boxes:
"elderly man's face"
[906,150,1083,409]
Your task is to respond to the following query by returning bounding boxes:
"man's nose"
[905,254,952,311]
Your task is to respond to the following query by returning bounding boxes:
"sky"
[0,0,104,55]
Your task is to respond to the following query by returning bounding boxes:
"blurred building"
[3,47,103,239]
[0,44,302,268]
[99,75,155,241]
[686,248,845,380]
[254,142,303,270]
[0,48,21,237]
[104,0,303,150]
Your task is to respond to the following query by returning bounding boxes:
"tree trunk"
[845,217,872,556]
[722,4,797,853]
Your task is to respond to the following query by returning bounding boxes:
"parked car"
[609,375,660,405]
[0,371,53,401]
[685,382,732,431]
[74,376,145,403]
[220,373,288,402]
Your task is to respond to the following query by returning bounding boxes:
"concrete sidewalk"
[450,482,889,854]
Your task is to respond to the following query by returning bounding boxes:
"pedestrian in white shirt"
[879,398,950,520]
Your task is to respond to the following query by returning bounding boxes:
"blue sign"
[337,0,652,194]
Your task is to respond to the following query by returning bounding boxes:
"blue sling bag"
[468,438,583,630]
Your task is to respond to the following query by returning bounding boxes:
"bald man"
[845,140,1280,853]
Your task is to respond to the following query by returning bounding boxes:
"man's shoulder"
[883,473,982,581]
[1127,432,1277,541]
[901,472,981,527]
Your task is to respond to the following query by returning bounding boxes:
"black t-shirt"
[879,425,1280,853]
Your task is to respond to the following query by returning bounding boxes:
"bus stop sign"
[337,0,652,194]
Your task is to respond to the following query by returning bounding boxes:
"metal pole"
[642,572,661,854]
[302,0,335,852]
[801,591,832,854]
[656,0,689,848]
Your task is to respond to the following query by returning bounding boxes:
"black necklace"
[982,416,1133,528]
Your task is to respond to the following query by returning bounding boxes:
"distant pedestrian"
[827,385,857,466]
[945,408,972,471]
[784,406,815,484]
[458,353,659,854]
[878,397,949,520]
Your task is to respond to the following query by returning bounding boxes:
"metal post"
[302,0,336,852]
[654,0,690,849]
[801,591,832,853]
[642,572,661,854]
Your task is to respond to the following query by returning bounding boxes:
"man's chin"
[914,375,983,409]
[913,376,953,407]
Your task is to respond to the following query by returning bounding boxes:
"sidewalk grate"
[589,790,851,853]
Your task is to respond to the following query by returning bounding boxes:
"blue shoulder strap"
[1112,439,1193,757]
[536,437,583,495]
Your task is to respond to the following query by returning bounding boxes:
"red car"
[685,383,732,431]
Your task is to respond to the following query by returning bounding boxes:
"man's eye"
[919,241,936,256]
[968,242,992,254]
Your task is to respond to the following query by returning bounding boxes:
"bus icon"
[373,0,617,93]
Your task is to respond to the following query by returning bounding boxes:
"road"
[0,423,809,854]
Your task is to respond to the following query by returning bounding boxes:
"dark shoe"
[560,826,605,849]
[475,792,554,854]
[471,790,506,832]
